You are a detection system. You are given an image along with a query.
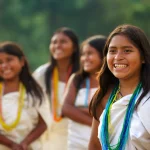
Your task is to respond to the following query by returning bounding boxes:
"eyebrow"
[108,46,133,49]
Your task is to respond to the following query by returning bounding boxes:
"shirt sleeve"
[36,97,51,127]
[137,97,150,135]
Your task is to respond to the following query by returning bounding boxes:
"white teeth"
[84,63,91,66]
[3,70,11,75]
[54,50,63,55]
[114,64,127,68]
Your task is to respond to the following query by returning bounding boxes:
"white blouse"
[33,63,69,150]
[0,92,50,150]
[98,92,150,150]
[68,88,97,150]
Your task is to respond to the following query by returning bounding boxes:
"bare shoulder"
[65,73,76,89]
[63,73,77,105]
[96,86,113,118]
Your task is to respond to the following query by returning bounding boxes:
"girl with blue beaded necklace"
[89,24,150,150]
[62,35,107,150]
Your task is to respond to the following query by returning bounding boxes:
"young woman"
[89,24,150,150]
[62,35,107,150]
[33,27,80,150]
[0,41,50,150]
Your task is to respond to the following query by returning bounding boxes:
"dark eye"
[108,49,117,53]
[51,40,56,44]
[7,57,13,62]
[124,49,132,53]
[60,39,67,44]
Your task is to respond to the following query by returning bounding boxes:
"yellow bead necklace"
[0,82,25,131]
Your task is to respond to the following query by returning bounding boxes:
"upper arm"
[88,88,111,150]
[88,117,101,150]
[62,74,77,114]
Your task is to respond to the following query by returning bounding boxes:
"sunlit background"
[0,0,149,71]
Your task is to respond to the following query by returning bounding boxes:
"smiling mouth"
[114,64,128,68]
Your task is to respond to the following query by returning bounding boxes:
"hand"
[12,143,23,150]
[20,142,28,150]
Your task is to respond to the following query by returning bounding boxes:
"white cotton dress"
[33,63,68,150]
[0,92,50,150]
[98,92,150,150]
[68,88,97,150]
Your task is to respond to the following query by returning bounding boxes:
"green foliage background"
[0,0,149,71]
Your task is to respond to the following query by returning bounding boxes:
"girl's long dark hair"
[0,41,43,104]
[89,24,150,120]
[45,27,80,96]
[74,35,107,90]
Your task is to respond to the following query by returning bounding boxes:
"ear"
[141,55,145,64]
[142,58,145,64]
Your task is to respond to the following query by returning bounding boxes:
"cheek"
[80,57,84,65]
[93,55,101,64]
[65,43,74,51]
[49,44,53,52]
[106,56,113,69]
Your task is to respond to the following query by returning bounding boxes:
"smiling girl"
[0,41,50,150]
[89,24,150,150]
[62,35,106,150]
[33,27,80,150]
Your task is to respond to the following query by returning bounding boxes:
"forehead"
[0,52,19,59]
[0,52,11,56]
[82,44,95,51]
[51,33,71,41]
[81,44,100,56]
[109,35,134,48]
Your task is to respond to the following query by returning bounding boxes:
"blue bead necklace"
[100,83,142,150]
[84,78,90,107]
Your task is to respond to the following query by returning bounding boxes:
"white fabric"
[0,92,50,150]
[98,92,150,150]
[68,88,97,150]
[32,63,49,91]
[33,64,68,150]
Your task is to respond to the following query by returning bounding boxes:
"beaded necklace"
[100,83,142,150]
[51,66,72,122]
[84,78,90,107]
[0,82,25,131]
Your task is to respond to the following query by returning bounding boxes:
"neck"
[55,58,72,82]
[119,77,140,96]
[89,73,99,88]
[3,79,20,94]
[56,58,72,72]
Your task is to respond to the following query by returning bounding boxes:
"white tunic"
[0,92,50,150]
[98,92,150,150]
[33,63,68,150]
[68,88,97,150]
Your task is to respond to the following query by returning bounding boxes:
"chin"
[84,68,91,72]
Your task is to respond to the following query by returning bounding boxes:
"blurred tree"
[0,0,149,71]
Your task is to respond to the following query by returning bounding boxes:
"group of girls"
[0,24,149,150]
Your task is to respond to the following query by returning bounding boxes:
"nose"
[114,51,124,60]
[0,62,8,69]
[54,42,61,48]
[83,54,89,61]
[81,54,88,63]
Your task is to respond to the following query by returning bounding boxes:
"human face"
[107,35,144,81]
[0,52,24,81]
[81,44,102,73]
[49,33,74,60]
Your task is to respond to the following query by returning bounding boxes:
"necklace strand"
[84,78,90,107]
[100,83,142,150]
[0,82,25,131]
[51,66,72,122]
